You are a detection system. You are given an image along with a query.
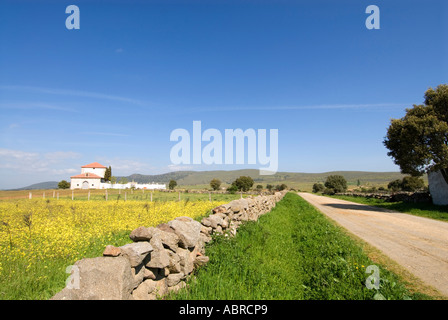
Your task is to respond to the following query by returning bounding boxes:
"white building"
[70,162,106,189]
[70,162,166,190]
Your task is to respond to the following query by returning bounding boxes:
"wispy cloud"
[0,102,77,112]
[0,85,145,106]
[80,131,130,137]
[98,158,154,175]
[185,103,410,113]
[167,164,194,171]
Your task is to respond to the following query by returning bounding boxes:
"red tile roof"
[70,173,102,179]
[81,162,107,168]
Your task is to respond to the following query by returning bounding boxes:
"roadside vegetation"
[327,194,448,222]
[169,193,431,300]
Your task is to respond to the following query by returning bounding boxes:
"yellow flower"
[0,197,225,279]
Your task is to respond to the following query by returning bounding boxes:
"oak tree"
[384,84,448,184]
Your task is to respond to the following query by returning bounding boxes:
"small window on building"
[92,184,94,186]
[77,184,79,186]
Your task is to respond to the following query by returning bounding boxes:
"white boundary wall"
[428,170,448,205]
[100,182,166,190]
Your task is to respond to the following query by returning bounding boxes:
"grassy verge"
[168,193,431,300]
[326,194,448,222]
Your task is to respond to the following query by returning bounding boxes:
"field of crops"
[0,194,231,299]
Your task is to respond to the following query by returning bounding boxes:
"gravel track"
[298,192,448,297]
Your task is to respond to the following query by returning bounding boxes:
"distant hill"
[14,170,415,192]
[117,169,412,191]
[14,181,59,190]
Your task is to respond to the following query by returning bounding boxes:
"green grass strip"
[170,192,431,300]
[328,194,448,222]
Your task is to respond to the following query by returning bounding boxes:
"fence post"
[29,192,32,199]
[150,192,153,202]
[72,190,74,201]
[43,192,45,199]
[178,191,181,201]
[53,190,55,198]
[57,192,59,200]
[105,189,108,201]
[88,190,90,201]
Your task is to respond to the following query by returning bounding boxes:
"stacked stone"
[51,191,287,300]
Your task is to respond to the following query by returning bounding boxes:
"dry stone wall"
[51,190,287,300]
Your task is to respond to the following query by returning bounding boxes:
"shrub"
[324,175,347,193]
[58,180,70,189]
[388,179,402,192]
[401,176,425,191]
[387,176,425,192]
[322,188,336,195]
[312,183,325,193]
[276,184,288,191]
[227,184,238,194]
[210,178,221,191]
[232,176,254,192]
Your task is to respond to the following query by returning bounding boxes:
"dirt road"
[298,192,448,297]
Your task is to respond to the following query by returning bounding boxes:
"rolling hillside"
[119,169,411,191]
[14,170,417,192]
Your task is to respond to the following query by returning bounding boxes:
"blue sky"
[0,0,447,188]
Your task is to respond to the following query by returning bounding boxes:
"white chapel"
[70,162,166,190]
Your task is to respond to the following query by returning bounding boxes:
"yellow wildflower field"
[0,198,223,299]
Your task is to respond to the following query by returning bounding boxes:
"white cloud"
[167,164,193,171]
[0,85,145,106]
[44,151,81,161]
[98,158,154,175]
[0,148,82,173]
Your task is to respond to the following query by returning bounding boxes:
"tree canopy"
[210,178,221,191]
[58,180,70,189]
[169,179,177,190]
[324,175,347,193]
[387,176,425,192]
[104,166,112,182]
[384,84,448,184]
[232,176,254,192]
[312,183,325,193]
